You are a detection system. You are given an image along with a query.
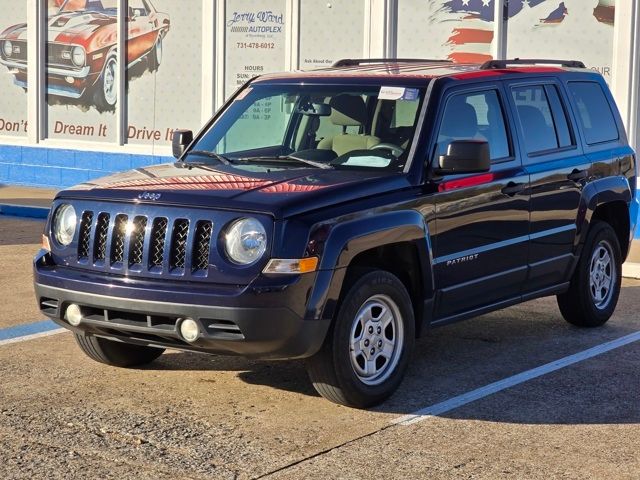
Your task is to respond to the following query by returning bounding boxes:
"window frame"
[432,83,516,168]
[505,78,581,162]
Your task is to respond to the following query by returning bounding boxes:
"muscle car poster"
[0,0,202,147]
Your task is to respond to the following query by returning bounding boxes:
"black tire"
[306,270,415,408]
[148,35,163,72]
[74,333,164,367]
[557,220,622,327]
[92,55,117,112]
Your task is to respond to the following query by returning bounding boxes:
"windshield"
[58,0,118,13]
[191,83,426,171]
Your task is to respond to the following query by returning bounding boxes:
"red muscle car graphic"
[0,0,170,112]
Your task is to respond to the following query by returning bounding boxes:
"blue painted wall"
[0,144,171,189]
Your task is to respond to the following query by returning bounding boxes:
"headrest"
[329,94,367,126]
[441,100,479,139]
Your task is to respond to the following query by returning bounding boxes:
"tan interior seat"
[318,94,380,156]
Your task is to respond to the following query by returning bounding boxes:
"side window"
[568,82,619,145]
[512,85,558,153]
[437,90,510,161]
[128,0,148,16]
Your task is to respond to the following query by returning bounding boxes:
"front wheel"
[306,270,415,408]
[74,334,164,367]
[92,55,117,112]
[557,220,622,327]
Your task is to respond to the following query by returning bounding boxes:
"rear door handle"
[501,182,526,196]
[568,169,588,182]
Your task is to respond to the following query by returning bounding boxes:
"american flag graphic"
[442,0,614,63]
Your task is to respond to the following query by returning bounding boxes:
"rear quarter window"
[567,82,619,145]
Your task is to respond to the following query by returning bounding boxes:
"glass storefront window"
[507,0,616,82]
[397,0,495,63]
[0,1,28,137]
[126,0,203,148]
[45,0,118,142]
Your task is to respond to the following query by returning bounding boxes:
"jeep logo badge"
[138,192,162,201]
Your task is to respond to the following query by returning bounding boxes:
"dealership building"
[1,0,639,267]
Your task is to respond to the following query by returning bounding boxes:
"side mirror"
[435,140,490,175]
[172,129,193,159]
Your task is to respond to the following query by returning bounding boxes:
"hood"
[61,162,413,219]
[1,23,27,41]
[47,11,114,43]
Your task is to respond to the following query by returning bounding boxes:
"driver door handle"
[501,181,526,196]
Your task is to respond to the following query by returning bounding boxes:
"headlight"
[52,204,77,246]
[3,40,12,57]
[224,218,267,265]
[71,46,85,67]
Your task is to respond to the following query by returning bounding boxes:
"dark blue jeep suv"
[34,58,638,408]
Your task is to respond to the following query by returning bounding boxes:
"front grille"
[150,218,168,268]
[72,208,224,279]
[110,214,128,264]
[94,213,110,261]
[78,211,93,260]
[46,43,74,67]
[169,219,189,270]
[128,216,147,266]
[193,221,213,272]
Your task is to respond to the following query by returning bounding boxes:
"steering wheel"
[370,143,405,158]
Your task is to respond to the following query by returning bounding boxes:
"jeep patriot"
[35,58,638,407]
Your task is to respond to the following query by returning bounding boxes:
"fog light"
[65,76,74,84]
[66,304,82,326]
[179,318,200,342]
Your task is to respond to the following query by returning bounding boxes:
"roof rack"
[480,58,586,70]
[332,58,452,68]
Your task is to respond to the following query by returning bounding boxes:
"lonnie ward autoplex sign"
[0,0,203,145]
[225,1,287,98]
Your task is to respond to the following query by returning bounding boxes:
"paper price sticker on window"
[378,86,420,101]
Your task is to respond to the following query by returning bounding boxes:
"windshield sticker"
[342,156,392,168]
[378,86,419,101]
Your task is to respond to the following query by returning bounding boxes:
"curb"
[623,262,640,279]
[0,203,50,219]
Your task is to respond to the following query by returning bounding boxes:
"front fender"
[305,210,434,325]
[319,210,432,270]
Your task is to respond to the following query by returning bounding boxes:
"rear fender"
[577,175,632,254]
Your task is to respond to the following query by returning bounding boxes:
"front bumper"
[2,60,92,99]
[34,253,332,360]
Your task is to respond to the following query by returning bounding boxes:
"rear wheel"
[306,270,415,408]
[557,221,622,327]
[74,334,164,367]
[149,35,163,72]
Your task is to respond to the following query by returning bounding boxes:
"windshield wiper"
[238,155,333,170]
[184,150,233,166]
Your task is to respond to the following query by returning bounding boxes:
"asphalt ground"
[1,216,639,479]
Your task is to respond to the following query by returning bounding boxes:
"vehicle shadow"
[143,283,640,423]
